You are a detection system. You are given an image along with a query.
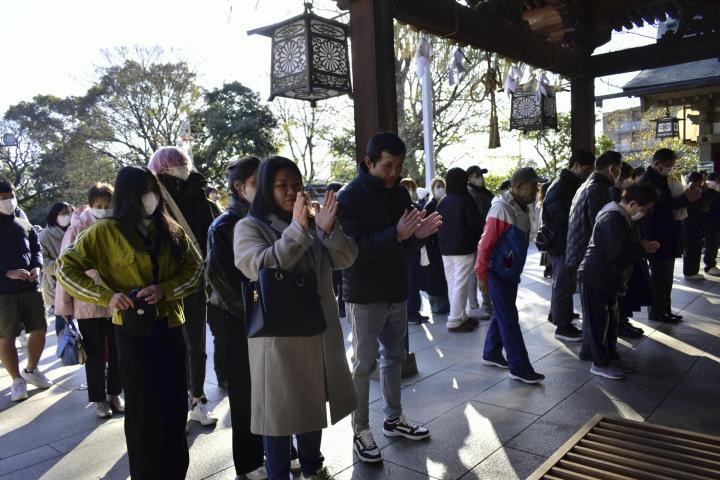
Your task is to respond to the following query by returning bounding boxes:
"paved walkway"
[2,248,719,479]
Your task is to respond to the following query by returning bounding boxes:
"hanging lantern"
[653,108,682,139]
[509,90,558,132]
[248,3,352,107]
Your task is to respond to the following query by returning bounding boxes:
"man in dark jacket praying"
[538,150,595,342]
[638,148,701,322]
[578,183,660,379]
[337,132,442,464]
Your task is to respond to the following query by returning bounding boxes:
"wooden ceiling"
[518,0,717,48]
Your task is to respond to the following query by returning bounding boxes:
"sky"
[0,0,656,177]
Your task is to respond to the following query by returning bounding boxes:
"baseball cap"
[510,167,546,187]
[466,165,488,177]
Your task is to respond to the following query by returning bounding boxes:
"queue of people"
[1,130,718,479]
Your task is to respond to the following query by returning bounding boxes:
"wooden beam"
[392,0,581,77]
[571,73,595,153]
[588,32,720,77]
[349,0,398,163]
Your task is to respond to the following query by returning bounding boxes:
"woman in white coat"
[234,156,358,480]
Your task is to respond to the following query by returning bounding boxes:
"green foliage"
[595,134,615,154]
[483,173,511,194]
[518,113,571,176]
[191,82,278,186]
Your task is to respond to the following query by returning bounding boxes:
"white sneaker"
[17,330,28,348]
[11,378,28,402]
[684,274,705,281]
[706,266,720,276]
[468,307,491,320]
[188,401,218,426]
[245,465,268,480]
[20,368,52,389]
[353,429,382,463]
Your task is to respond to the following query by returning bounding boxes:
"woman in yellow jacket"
[57,166,202,480]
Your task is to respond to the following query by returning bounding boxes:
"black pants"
[225,311,265,475]
[648,257,675,317]
[115,322,189,480]
[183,289,207,398]
[683,221,703,276]
[580,284,618,367]
[704,229,720,271]
[77,318,121,402]
[206,303,227,386]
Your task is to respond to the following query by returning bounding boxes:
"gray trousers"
[550,254,576,327]
[348,302,406,433]
[468,253,492,311]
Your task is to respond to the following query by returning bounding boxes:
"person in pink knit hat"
[56,182,123,418]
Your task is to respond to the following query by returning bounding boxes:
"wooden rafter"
[392,0,581,76]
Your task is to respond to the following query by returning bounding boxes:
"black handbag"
[121,289,159,337]
[535,223,556,252]
[121,229,160,336]
[244,248,326,338]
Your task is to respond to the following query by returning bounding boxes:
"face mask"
[243,185,257,203]
[708,181,719,191]
[142,192,160,216]
[91,208,112,219]
[433,187,446,198]
[209,193,219,202]
[657,165,672,177]
[168,165,191,181]
[0,198,18,216]
[631,211,646,221]
[57,215,70,227]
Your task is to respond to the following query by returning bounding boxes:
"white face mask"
[243,185,257,203]
[209,193,220,202]
[142,192,160,216]
[433,187,446,199]
[57,214,70,227]
[656,165,672,177]
[470,176,485,188]
[0,198,18,216]
[168,165,191,181]
[631,212,646,221]
[91,208,112,219]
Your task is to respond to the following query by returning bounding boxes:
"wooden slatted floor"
[529,415,720,480]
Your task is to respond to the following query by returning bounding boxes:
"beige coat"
[234,214,358,436]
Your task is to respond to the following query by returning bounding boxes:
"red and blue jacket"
[474,191,531,284]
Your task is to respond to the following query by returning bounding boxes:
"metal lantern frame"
[653,111,682,139]
[509,90,558,132]
[248,5,352,107]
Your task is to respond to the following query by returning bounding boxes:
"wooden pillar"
[570,73,595,153]
[349,0,398,163]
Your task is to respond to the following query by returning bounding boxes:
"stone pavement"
[2,248,720,479]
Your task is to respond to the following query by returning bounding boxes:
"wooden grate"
[529,415,720,480]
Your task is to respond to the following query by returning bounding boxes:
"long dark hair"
[250,156,303,221]
[112,166,184,262]
[46,202,72,228]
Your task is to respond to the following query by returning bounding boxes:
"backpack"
[56,320,87,366]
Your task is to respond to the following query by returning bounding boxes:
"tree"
[86,46,201,166]
[0,119,42,203]
[518,112,571,177]
[191,82,279,185]
[273,98,353,183]
[596,134,615,154]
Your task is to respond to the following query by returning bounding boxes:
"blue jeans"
[264,431,322,480]
[348,302,407,433]
[483,271,533,375]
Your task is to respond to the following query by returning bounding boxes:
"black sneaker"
[617,321,643,339]
[383,415,430,440]
[481,356,509,369]
[554,325,582,342]
[353,430,382,463]
[509,371,545,384]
